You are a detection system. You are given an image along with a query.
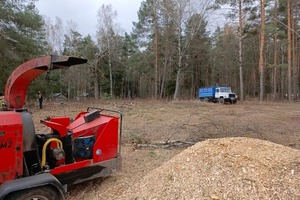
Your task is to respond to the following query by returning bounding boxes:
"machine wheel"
[5,186,63,200]
[218,98,225,104]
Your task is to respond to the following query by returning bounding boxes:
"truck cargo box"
[198,86,216,98]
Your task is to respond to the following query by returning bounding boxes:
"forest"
[0,0,299,102]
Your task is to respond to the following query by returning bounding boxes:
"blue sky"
[36,0,142,37]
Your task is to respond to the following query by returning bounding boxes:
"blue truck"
[198,86,237,104]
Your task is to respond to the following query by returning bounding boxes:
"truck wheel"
[218,98,225,104]
[5,186,63,200]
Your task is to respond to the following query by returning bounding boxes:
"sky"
[35,0,143,37]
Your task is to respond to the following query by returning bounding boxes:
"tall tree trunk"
[295,20,299,100]
[94,53,106,100]
[107,38,113,97]
[174,68,181,100]
[292,3,298,100]
[273,0,278,100]
[173,30,182,100]
[259,0,265,102]
[59,70,62,94]
[94,61,99,100]
[238,0,244,101]
[154,12,159,100]
[108,53,113,97]
[68,68,71,99]
[280,47,285,100]
[253,70,257,97]
[160,13,171,99]
[160,50,168,99]
[287,0,292,101]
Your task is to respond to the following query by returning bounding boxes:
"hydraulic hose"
[42,138,63,168]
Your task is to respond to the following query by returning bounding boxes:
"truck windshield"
[220,88,231,93]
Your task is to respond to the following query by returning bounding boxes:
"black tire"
[5,186,63,200]
[218,98,225,104]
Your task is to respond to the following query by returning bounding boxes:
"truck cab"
[215,87,237,104]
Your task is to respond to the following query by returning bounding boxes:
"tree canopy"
[0,0,299,102]
[0,0,46,91]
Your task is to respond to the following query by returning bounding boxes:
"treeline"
[0,0,299,101]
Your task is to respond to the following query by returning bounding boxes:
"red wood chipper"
[0,55,122,200]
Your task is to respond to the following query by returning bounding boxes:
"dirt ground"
[28,99,300,199]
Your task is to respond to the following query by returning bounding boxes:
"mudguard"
[0,173,66,200]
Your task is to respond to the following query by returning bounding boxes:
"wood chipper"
[0,55,122,200]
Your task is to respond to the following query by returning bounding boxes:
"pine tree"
[0,0,46,92]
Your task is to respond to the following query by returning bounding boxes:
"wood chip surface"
[117,137,300,200]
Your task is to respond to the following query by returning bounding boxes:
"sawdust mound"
[117,137,300,200]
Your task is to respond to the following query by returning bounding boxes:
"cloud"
[36,0,141,37]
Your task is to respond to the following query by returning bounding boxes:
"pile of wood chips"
[117,137,300,200]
